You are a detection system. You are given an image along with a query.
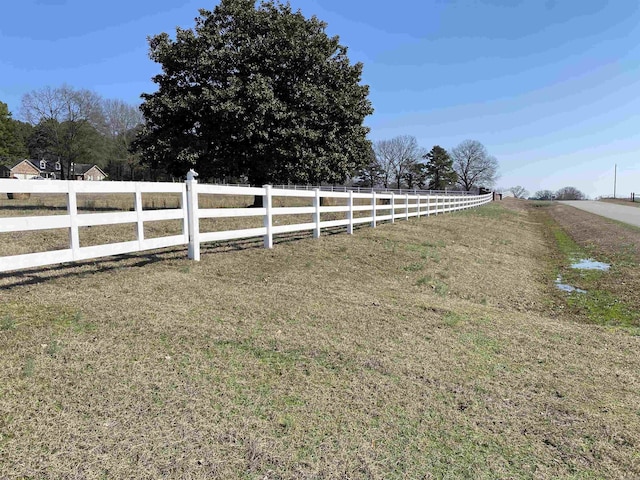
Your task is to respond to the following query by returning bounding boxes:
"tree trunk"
[251,195,263,208]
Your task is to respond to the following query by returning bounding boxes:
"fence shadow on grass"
[0,224,367,289]
[0,249,185,289]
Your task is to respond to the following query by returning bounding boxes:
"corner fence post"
[186,169,200,261]
[347,190,354,235]
[313,188,321,239]
[263,185,273,248]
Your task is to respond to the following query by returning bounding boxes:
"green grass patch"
[0,315,15,331]
[442,311,467,327]
[403,262,425,272]
[415,275,449,295]
[567,290,640,328]
[405,241,443,262]
[54,311,96,333]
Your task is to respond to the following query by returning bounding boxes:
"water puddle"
[555,258,610,293]
[570,258,610,271]
[555,275,586,294]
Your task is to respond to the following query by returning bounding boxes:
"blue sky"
[1,0,639,197]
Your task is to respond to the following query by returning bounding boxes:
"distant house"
[70,163,107,181]
[38,159,63,179]
[5,160,106,181]
[8,159,41,179]
[0,165,12,178]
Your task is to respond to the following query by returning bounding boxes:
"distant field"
[1,199,639,478]
[600,197,640,208]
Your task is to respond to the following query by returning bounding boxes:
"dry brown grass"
[599,198,640,208]
[1,200,639,478]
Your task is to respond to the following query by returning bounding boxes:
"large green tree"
[424,145,457,190]
[135,0,373,189]
[0,101,28,163]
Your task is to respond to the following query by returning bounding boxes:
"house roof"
[72,163,94,175]
[73,163,106,177]
[11,159,41,172]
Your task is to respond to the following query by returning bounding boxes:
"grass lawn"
[1,199,639,478]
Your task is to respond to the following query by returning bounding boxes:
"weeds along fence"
[0,171,492,273]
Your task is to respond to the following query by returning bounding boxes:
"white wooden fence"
[0,171,492,273]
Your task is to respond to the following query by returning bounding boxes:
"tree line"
[1,0,500,192]
[357,137,498,191]
[505,186,586,200]
[0,87,145,181]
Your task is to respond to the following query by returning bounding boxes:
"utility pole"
[614,164,617,199]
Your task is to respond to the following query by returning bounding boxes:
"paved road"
[560,201,640,227]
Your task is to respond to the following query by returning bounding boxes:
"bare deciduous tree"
[509,185,529,198]
[533,189,555,200]
[555,186,585,200]
[101,99,143,138]
[450,139,499,191]
[21,85,104,179]
[101,99,144,180]
[373,135,424,189]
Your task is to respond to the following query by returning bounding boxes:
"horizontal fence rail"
[0,172,492,273]
[218,183,475,196]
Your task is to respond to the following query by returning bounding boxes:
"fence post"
[371,191,377,228]
[186,169,200,261]
[134,183,144,249]
[67,181,80,260]
[263,185,273,248]
[347,190,354,235]
[417,194,421,218]
[390,192,395,223]
[181,184,189,242]
[426,196,430,216]
[405,194,409,220]
[313,188,321,239]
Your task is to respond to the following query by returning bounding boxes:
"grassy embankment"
[599,197,640,208]
[1,197,639,478]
